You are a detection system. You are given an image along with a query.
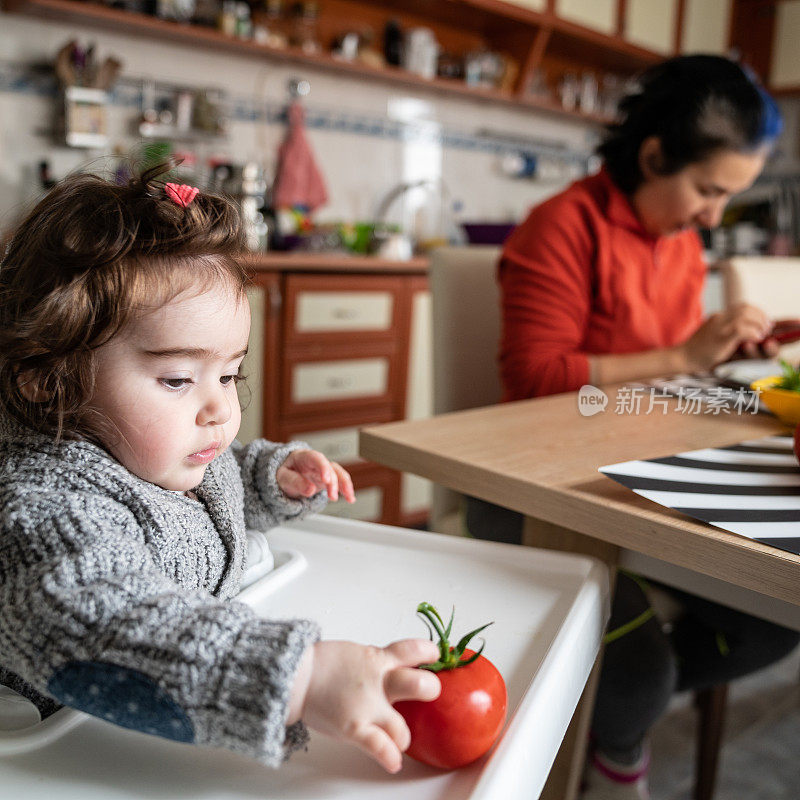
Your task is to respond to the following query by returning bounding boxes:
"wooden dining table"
[359,384,800,799]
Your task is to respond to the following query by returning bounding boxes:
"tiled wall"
[0,14,598,233]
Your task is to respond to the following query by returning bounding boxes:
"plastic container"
[461,222,516,245]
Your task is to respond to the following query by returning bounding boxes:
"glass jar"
[289,1,320,54]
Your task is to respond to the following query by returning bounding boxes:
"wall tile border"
[0,59,593,166]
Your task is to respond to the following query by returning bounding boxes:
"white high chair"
[0,516,609,800]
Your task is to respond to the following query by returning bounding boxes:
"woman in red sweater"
[475,56,800,799]
[500,72,778,401]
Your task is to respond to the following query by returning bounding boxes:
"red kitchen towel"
[272,101,328,211]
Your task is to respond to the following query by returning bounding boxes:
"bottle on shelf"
[217,0,237,35]
[289,1,320,54]
[235,1,252,38]
[38,160,56,190]
[260,0,288,48]
[383,19,403,67]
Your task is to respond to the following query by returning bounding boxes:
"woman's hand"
[681,303,776,371]
[288,639,441,773]
[277,449,355,503]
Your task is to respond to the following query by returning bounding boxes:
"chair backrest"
[719,256,800,361]
[429,245,502,525]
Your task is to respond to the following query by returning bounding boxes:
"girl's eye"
[160,377,192,391]
[220,373,245,386]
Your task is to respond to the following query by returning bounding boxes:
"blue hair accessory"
[742,64,783,142]
[755,83,783,141]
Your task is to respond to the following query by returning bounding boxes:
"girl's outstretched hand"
[288,639,442,773]
[277,449,355,503]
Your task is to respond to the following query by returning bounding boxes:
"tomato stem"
[415,602,493,673]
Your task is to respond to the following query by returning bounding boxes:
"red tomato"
[395,648,507,769]
[794,424,800,464]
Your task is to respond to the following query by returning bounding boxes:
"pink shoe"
[581,746,651,800]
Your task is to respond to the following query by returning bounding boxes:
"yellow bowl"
[751,376,800,426]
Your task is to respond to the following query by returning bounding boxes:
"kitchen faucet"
[370,178,451,258]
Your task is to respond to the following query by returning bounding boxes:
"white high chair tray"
[0,515,609,800]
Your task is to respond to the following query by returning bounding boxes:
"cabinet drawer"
[278,407,396,464]
[282,349,402,420]
[321,486,383,522]
[283,274,409,347]
[296,291,393,332]
[238,285,266,446]
[292,357,389,403]
[293,426,363,465]
[318,464,399,524]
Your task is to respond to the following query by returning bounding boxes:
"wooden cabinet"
[239,260,430,527]
[680,0,733,55]
[555,0,617,36]
[401,276,434,520]
[279,274,409,422]
[728,0,800,95]
[625,0,679,54]
[770,0,800,89]
[237,273,280,447]
[505,0,547,11]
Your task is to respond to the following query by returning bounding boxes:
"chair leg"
[693,683,729,800]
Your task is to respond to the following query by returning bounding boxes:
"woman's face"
[631,142,768,237]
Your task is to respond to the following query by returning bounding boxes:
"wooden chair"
[429,245,503,534]
[430,245,731,800]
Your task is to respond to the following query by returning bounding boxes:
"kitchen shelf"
[2,0,662,124]
[770,85,800,97]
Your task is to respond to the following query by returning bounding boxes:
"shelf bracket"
[516,25,552,98]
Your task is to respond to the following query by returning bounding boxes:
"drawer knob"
[327,376,354,389]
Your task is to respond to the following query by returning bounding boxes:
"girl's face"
[88,278,250,492]
[631,143,768,237]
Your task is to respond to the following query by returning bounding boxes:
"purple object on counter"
[461,222,516,245]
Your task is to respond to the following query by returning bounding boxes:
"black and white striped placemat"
[600,435,800,557]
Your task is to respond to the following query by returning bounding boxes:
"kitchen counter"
[244,252,430,274]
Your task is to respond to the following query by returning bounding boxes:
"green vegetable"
[415,602,492,672]
[775,360,800,392]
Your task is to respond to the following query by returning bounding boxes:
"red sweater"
[498,169,706,401]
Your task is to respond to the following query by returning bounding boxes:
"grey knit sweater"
[0,415,327,765]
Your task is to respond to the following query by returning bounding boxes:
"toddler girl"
[0,165,439,773]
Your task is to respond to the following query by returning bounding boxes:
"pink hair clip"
[165,182,199,208]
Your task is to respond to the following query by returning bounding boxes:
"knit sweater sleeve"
[498,196,595,400]
[231,439,328,530]
[0,489,319,765]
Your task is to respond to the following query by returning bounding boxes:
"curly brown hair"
[0,162,249,441]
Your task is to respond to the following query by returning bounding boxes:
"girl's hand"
[276,449,355,503]
[681,303,774,371]
[289,639,441,773]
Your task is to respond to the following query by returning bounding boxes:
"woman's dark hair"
[598,55,783,193]
[0,161,248,441]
